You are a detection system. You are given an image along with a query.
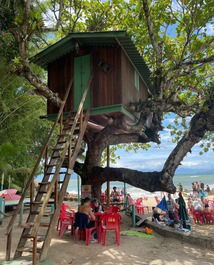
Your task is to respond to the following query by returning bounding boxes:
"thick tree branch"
[90,167,175,193]
[77,100,214,194]
[108,133,150,145]
[20,63,62,107]
[9,1,63,107]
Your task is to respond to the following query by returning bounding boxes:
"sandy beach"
[1,198,214,265]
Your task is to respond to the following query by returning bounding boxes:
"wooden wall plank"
[121,50,148,107]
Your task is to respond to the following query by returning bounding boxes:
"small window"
[134,71,139,91]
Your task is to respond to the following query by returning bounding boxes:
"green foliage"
[0,61,57,190]
[101,143,151,166]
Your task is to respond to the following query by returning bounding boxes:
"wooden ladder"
[6,77,92,264]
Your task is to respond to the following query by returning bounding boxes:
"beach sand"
[1,201,214,265]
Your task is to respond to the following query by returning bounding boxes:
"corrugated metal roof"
[31,31,155,94]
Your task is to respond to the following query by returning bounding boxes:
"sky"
[113,114,214,175]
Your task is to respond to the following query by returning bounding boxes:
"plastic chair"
[106,205,120,213]
[135,198,144,215]
[204,212,214,224]
[193,210,204,224]
[100,213,121,246]
[58,219,74,237]
[57,204,75,232]
[85,226,97,245]
[101,192,106,203]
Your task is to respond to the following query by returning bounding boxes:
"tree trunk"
[73,103,214,199]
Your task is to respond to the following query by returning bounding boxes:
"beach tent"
[156,196,168,211]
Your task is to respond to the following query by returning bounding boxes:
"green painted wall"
[74,54,91,111]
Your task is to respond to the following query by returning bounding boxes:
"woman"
[75,197,96,229]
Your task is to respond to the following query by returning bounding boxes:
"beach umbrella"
[156,196,168,211]
[178,193,189,228]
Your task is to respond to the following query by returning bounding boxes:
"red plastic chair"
[58,219,74,237]
[101,192,106,203]
[135,198,144,215]
[100,213,121,246]
[74,225,98,245]
[193,210,204,224]
[57,204,75,233]
[85,226,97,245]
[106,205,120,213]
[204,212,214,224]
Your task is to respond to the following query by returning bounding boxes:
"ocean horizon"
[36,173,214,199]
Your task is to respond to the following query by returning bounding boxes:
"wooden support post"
[19,202,24,226]
[6,230,12,261]
[30,181,35,213]
[8,175,11,188]
[80,110,83,132]
[32,236,37,265]
[44,146,48,175]
[1,172,4,191]
[0,198,5,225]
[60,113,63,134]
[54,180,58,210]
[132,205,136,227]
[123,182,127,208]
[77,175,80,204]
[106,146,110,206]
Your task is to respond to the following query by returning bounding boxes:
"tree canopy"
[0,0,213,194]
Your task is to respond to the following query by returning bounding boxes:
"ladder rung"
[31,202,53,208]
[59,133,74,137]
[53,147,64,151]
[38,182,50,185]
[43,213,53,217]
[31,201,43,204]
[57,140,67,144]
[40,223,49,227]
[30,211,39,215]
[46,171,66,175]
[16,247,42,253]
[46,164,57,167]
[38,190,47,194]
[38,181,64,186]
[22,234,35,239]
[22,234,46,242]
[58,181,64,184]
[21,222,34,229]
[64,126,80,130]
[31,211,52,217]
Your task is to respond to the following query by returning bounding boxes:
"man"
[110,186,120,202]
[166,193,175,220]
[200,182,205,191]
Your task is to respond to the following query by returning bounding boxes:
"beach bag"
[143,227,153,235]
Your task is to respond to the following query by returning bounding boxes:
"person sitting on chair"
[110,187,120,202]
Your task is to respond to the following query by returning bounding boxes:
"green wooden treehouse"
[6,31,153,264]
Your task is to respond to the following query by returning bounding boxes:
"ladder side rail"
[31,77,92,237]
[40,111,89,260]
[72,76,93,130]
[6,79,73,235]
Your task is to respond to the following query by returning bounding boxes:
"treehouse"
[6,32,155,264]
[32,31,154,131]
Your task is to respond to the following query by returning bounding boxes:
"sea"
[64,174,214,199]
